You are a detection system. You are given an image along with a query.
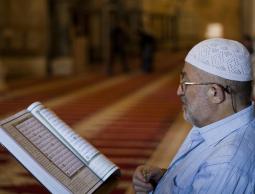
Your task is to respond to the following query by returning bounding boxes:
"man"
[133,38,255,193]
[138,29,156,73]
[107,20,130,75]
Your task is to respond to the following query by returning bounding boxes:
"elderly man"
[133,38,255,193]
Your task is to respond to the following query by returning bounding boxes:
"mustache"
[180,96,186,104]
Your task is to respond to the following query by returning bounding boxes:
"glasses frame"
[180,81,231,94]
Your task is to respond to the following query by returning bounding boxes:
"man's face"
[177,63,212,127]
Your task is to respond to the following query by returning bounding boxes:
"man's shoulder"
[205,127,255,172]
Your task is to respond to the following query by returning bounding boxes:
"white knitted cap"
[185,38,252,81]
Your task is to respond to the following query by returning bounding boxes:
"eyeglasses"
[180,80,231,94]
[179,73,231,94]
[179,74,236,112]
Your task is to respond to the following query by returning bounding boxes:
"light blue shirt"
[153,105,255,194]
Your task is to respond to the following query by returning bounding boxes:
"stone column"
[0,0,8,89]
[244,0,255,99]
[0,60,7,91]
[48,0,73,76]
[101,0,129,68]
[251,0,255,37]
[101,0,111,67]
[240,0,252,36]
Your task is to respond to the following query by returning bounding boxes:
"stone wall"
[0,0,48,79]
[0,0,48,56]
[187,0,241,40]
[141,0,241,48]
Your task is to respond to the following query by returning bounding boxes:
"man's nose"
[177,84,184,96]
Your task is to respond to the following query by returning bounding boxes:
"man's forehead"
[180,64,192,80]
[181,63,207,79]
[181,63,194,75]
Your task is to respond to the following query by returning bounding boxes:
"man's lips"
[180,97,186,105]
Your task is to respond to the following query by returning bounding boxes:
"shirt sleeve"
[191,163,251,194]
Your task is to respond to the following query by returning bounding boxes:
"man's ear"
[207,85,225,104]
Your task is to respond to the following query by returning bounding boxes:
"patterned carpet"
[0,52,190,194]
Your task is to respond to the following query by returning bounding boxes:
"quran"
[0,102,120,194]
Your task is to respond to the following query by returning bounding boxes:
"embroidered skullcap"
[185,38,252,81]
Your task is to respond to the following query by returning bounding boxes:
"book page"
[0,111,103,194]
[27,102,118,181]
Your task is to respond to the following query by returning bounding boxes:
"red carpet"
[0,74,108,116]
[53,74,163,125]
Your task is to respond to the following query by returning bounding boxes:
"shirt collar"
[194,105,255,146]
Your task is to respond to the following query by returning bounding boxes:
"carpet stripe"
[0,74,108,118]
[72,70,179,137]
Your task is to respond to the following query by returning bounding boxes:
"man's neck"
[206,102,251,127]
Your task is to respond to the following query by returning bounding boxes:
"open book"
[0,102,120,194]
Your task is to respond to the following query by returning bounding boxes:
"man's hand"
[132,165,166,194]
